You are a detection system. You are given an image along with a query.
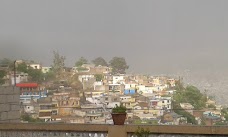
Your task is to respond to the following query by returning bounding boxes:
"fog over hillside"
[0,0,228,104]
[177,69,228,105]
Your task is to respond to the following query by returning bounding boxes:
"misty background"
[0,0,228,103]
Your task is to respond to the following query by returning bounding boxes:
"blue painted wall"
[124,89,136,95]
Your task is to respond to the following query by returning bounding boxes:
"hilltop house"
[28,63,42,70]
[73,64,111,74]
[42,67,52,73]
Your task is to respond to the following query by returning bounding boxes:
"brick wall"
[0,86,20,123]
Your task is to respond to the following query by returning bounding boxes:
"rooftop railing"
[1,123,228,137]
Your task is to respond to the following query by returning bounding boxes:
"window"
[52,110,58,115]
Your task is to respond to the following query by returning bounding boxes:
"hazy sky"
[0,0,228,74]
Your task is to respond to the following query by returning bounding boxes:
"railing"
[1,123,228,137]
[0,123,108,137]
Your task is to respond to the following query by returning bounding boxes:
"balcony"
[1,123,228,137]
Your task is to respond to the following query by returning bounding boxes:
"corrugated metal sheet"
[16,83,38,88]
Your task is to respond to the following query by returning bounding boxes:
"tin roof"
[16,83,38,88]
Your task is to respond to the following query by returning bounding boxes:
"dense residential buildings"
[0,60,225,126]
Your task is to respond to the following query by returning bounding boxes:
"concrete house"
[42,67,52,73]
[120,96,136,109]
[103,74,113,84]
[89,65,112,74]
[37,97,55,122]
[167,78,176,87]
[78,74,95,83]
[160,112,183,125]
[72,109,86,117]
[80,104,105,124]
[52,92,80,117]
[93,81,109,93]
[124,81,138,95]
[11,72,28,85]
[16,83,48,104]
[28,63,42,70]
[112,75,125,84]
[149,97,172,111]
[108,84,125,94]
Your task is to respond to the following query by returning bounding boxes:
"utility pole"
[14,60,17,86]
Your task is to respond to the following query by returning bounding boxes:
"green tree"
[15,62,44,83]
[43,71,55,81]
[52,51,65,74]
[173,85,206,110]
[215,121,228,125]
[109,57,129,74]
[0,58,14,70]
[134,126,150,137]
[0,70,6,84]
[27,68,44,83]
[175,79,185,91]
[21,113,44,123]
[95,74,103,81]
[185,86,206,109]
[173,101,197,124]
[92,57,108,66]
[0,70,6,78]
[17,62,28,73]
[75,57,88,67]
[172,84,208,125]
[221,108,228,121]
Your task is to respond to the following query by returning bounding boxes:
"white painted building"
[78,74,94,82]
[24,104,35,114]
[106,102,120,109]
[28,63,42,69]
[124,83,137,89]
[113,75,125,84]
[11,72,28,85]
[42,67,52,73]
[150,97,172,110]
